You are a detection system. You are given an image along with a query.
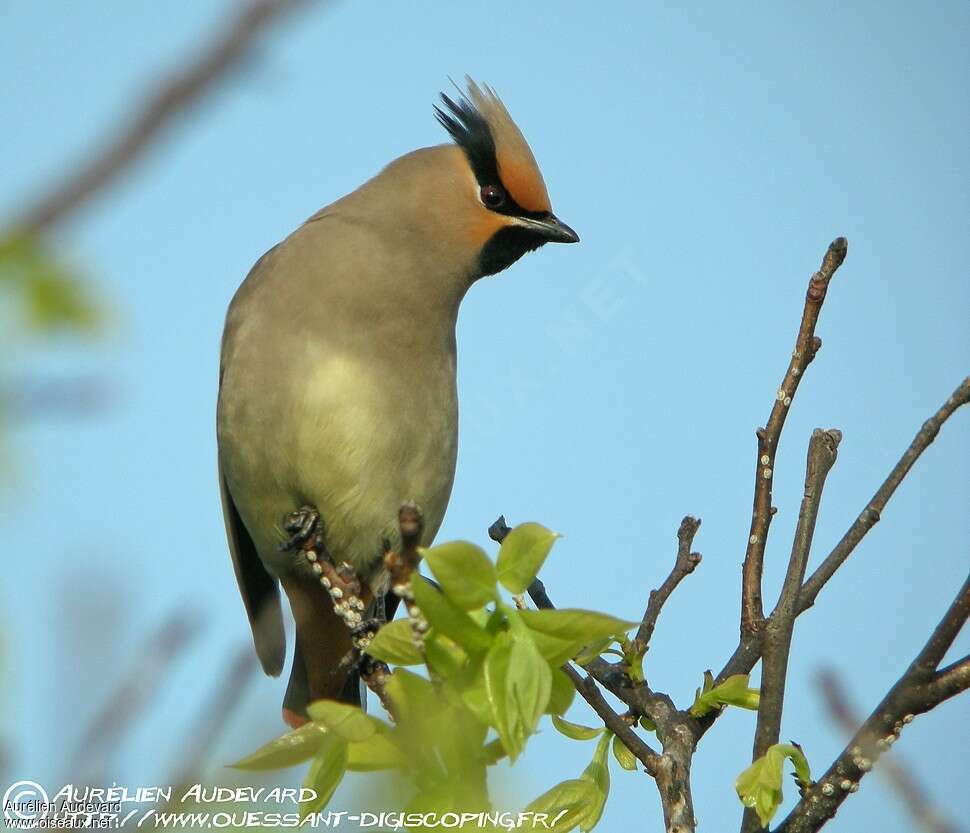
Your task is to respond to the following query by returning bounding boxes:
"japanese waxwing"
[217,79,578,726]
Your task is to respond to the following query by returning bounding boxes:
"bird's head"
[433,79,579,277]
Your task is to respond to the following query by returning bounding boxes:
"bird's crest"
[435,78,551,214]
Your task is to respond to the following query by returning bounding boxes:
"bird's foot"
[279,505,325,553]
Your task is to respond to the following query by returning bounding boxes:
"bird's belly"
[278,351,457,581]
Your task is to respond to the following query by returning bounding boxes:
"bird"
[217,79,578,727]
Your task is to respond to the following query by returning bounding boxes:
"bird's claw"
[279,505,324,553]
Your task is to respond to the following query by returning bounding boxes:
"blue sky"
[2,2,968,830]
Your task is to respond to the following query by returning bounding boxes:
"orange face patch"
[467,82,552,214]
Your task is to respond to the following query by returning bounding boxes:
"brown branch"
[7,0,319,236]
[561,666,661,776]
[635,516,702,650]
[742,428,841,832]
[799,376,970,613]
[817,669,964,833]
[740,238,848,637]
[712,375,970,692]
[776,574,970,833]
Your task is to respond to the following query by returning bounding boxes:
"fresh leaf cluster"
[735,742,812,827]
[234,523,636,828]
[689,671,760,717]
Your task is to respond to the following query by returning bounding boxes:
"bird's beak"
[515,213,580,244]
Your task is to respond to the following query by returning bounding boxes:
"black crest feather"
[434,90,500,187]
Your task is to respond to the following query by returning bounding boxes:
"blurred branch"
[777,576,970,832]
[63,610,200,783]
[7,0,319,236]
[166,647,259,792]
[816,669,964,833]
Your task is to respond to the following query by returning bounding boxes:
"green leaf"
[735,743,812,828]
[423,629,466,677]
[579,732,612,831]
[611,735,637,771]
[496,522,561,594]
[411,576,493,655]
[552,714,604,741]
[0,233,101,334]
[364,618,423,666]
[484,631,551,760]
[573,637,616,666]
[690,673,760,717]
[546,667,576,715]
[384,668,438,723]
[423,541,497,610]
[519,609,636,666]
[524,779,601,833]
[300,733,347,819]
[346,732,404,771]
[306,699,386,743]
[229,722,328,770]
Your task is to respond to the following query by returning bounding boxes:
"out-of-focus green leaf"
[346,732,403,771]
[496,522,561,594]
[299,733,347,819]
[423,629,466,678]
[0,233,101,334]
[519,609,635,666]
[579,731,611,831]
[573,637,616,666]
[735,742,812,828]
[611,735,637,771]
[690,673,760,717]
[384,668,438,724]
[364,618,423,666]
[524,779,601,833]
[546,667,576,715]
[229,722,327,770]
[552,714,604,741]
[306,699,387,743]
[423,541,497,610]
[411,576,493,655]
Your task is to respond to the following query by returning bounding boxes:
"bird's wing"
[219,459,286,677]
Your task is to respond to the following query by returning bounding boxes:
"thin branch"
[8,0,319,236]
[799,376,970,613]
[562,666,661,776]
[740,238,848,636]
[750,431,841,753]
[817,669,964,833]
[713,375,970,691]
[925,655,970,704]
[776,574,970,833]
[635,516,702,650]
[742,428,841,833]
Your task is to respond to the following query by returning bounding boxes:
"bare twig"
[635,516,702,650]
[7,0,319,236]
[742,429,841,832]
[563,666,661,776]
[799,376,970,613]
[817,669,964,833]
[714,375,970,691]
[740,238,847,637]
[776,575,970,833]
